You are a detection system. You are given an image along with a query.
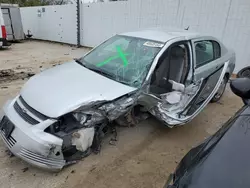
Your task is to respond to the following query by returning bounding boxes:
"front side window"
[150,43,190,94]
[80,35,164,88]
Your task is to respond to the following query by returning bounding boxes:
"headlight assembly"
[72,112,88,125]
[72,109,106,127]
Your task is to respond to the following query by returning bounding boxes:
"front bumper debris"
[0,123,65,171]
[0,99,65,171]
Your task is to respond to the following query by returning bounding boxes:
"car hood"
[176,106,250,188]
[21,61,136,118]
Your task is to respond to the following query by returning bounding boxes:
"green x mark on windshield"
[96,46,129,67]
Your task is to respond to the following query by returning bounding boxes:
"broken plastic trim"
[99,96,137,121]
[148,81,202,125]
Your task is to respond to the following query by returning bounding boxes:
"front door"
[149,41,191,95]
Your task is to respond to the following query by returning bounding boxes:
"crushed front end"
[0,97,65,170]
[0,94,138,171]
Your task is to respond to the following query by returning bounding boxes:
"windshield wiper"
[88,67,117,80]
[74,58,117,80]
[74,58,87,67]
[115,79,130,86]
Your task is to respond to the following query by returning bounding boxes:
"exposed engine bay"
[43,93,141,163]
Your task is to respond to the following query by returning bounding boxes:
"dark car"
[164,76,250,188]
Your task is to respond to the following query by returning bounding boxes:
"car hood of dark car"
[176,106,250,188]
[20,61,136,118]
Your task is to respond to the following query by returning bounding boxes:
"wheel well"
[225,72,230,80]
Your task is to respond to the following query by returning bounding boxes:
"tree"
[0,0,69,6]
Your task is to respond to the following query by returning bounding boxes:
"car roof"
[120,27,203,43]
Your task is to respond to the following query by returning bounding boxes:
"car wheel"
[211,75,228,103]
[237,66,250,78]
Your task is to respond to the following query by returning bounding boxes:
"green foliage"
[0,0,49,7]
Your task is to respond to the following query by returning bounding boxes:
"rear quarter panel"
[220,39,236,75]
[217,49,235,77]
[227,49,236,75]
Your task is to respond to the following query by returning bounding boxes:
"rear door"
[182,63,228,117]
[179,38,228,119]
[192,39,223,81]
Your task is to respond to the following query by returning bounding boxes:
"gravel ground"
[0,41,242,188]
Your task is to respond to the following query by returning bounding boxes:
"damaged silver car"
[0,28,235,170]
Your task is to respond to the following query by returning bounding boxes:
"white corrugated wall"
[20,0,250,72]
[20,5,77,44]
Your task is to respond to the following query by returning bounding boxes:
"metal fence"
[20,0,250,72]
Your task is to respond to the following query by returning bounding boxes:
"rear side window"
[195,40,221,68]
[195,41,213,67]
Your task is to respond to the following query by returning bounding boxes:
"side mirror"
[230,78,250,99]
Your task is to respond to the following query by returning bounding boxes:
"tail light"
[1,25,7,39]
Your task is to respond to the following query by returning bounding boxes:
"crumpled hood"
[21,61,136,118]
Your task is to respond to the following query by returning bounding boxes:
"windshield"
[80,35,164,87]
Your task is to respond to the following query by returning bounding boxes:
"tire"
[236,67,250,105]
[211,75,228,103]
[237,66,250,78]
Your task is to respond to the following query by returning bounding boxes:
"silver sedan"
[0,28,235,170]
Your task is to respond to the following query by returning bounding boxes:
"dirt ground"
[0,41,242,188]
